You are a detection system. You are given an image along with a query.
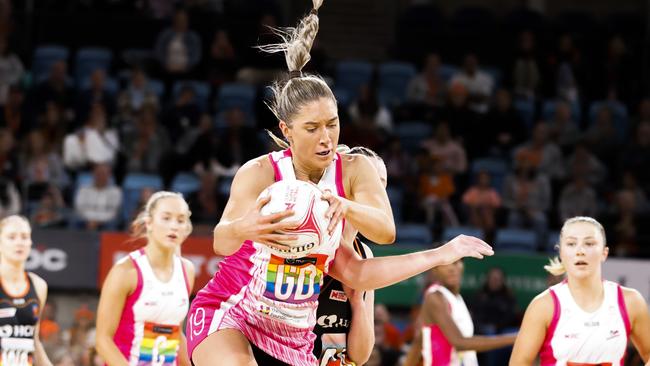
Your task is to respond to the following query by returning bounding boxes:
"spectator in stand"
[67,304,96,365]
[63,103,119,171]
[374,304,403,351]
[482,89,527,158]
[39,302,61,346]
[192,107,262,177]
[0,176,19,218]
[163,83,201,137]
[514,123,565,181]
[51,348,75,366]
[450,53,494,114]
[29,184,66,228]
[21,129,68,193]
[0,36,23,107]
[602,190,643,257]
[73,163,122,230]
[619,171,648,213]
[584,105,621,167]
[348,84,393,134]
[418,155,459,226]
[552,34,581,103]
[512,31,540,100]
[503,158,550,247]
[439,82,478,147]
[187,172,220,226]
[472,267,518,335]
[0,84,29,138]
[38,101,68,153]
[558,173,598,221]
[31,60,74,116]
[154,7,202,77]
[462,171,501,240]
[206,29,238,87]
[116,66,160,121]
[565,142,607,187]
[421,122,467,175]
[547,101,580,151]
[407,52,446,107]
[619,121,650,189]
[123,105,171,174]
[76,68,116,124]
[0,127,18,181]
[383,137,411,187]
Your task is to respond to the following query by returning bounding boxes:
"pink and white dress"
[421,283,478,366]
[112,249,191,366]
[187,150,345,366]
[540,280,630,366]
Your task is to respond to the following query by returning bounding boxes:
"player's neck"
[292,159,325,184]
[144,244,175,270]
[567,275,604,311]
[0,259,25,282]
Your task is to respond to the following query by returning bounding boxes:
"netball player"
[403,261,516,366]
[509,216,650,365]
[96,192,195,366]
[0,215,52,366]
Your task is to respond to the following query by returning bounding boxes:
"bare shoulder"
[340,153,373,172]
[232,155,275,190]
[27,272,47,301]
[180,257,196,277]
[104,256,138,293]
[524,290,555,323]
[621,286,647,313]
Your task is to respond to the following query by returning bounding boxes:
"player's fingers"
[260,209,295,224]
[255,194,272,211]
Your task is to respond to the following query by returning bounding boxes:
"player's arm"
[624,287,650,363]
[29,273,53,366]
[329,235,492,291]
[426,292,516,352]
[329,155,394,244]
[402,326,423,366]
[212,157,296,256]
[344,244,374,364]
[509,291,554,366]
[96,260,138,366]
[178,259,196,366]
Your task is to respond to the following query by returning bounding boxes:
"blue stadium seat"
[442,226,484,242]
[173,80,211,110]
[377,62,417,107]
[33,44,69,83]
[148,79,165,99]
[588,100,629,141]
[171,172,201,197]
[495,228,537,252]
[439,64,458,83]
[80,76,119,95]
[541,99,581,123]
[470,157,508,193]
[75,47,113,87]
[395,121,433,152]
[396,223,433,246]
[215,83,256,127]
[335,60,373,100]
[513,98,536,131]
[122,174,163,221]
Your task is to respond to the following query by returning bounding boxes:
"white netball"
[259,180,334,258]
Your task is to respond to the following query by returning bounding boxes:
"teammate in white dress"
[96,192,195,366]
[510,216,650,365]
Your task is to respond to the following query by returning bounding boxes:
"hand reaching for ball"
[235,194,300,249]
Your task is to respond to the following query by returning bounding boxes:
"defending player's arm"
[425,292,516,351]
[96,261,137,366]
[323,155,395,244]
[329,235,493,291]
[402,326,423,366]
[343,245,375,364]
[178,259,196,366]
[509,292,554,366]
[212,157,297,256]
[30,273,53,366]
[624,287,650,363]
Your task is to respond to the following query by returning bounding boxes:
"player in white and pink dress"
[96,192,196,366]
[186,2,492,365]
[510,217,650,365]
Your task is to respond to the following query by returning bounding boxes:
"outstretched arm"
[329,235,493,291]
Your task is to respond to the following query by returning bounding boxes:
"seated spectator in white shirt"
[450,53,494,114]
[73,163,122,230]
[63,103,119,171]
